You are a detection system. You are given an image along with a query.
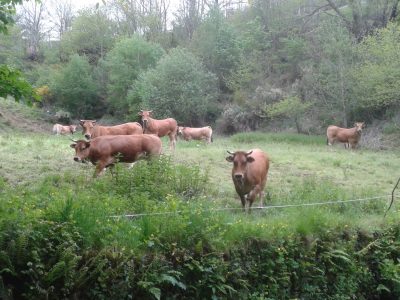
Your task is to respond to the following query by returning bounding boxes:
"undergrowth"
[1,156,399,299]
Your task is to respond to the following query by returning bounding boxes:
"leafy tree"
[50,54,101,118]
[190,9,241,92]
[352,23,400,111]
[127,47,218,125]
[301,18,356,127]
[0,64,38,102]
[0,0,24,34]
[60,8,117,64]
[265,96,313,133]
[102,36,165,116]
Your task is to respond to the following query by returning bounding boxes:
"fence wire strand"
[109,193,394,219]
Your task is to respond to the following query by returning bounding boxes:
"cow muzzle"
[234,173,244,185]
[74,156,82,162]
[84,134,91,140]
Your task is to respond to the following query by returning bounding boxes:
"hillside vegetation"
[0,97,51,133]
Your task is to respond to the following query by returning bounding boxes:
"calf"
[327,122,365,149]
[79,120,143,140]
[53,124,77,135]
[70,134,162,177]
[226,149,270,212]
[178,126,213,143]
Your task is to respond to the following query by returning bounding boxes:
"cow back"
[245,149,269,188]
[91,122,143,138]
[88,134,161,163]
[146,117,177,138]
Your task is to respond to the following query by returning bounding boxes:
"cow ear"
[226,156,234,162]
[247,156,255,163]
[85,141,91,148]
[92,120,97,125]
[70,143,76,148]
[79,120,85,126]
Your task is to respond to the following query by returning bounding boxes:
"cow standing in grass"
[79,120,143,140]
[53,124,77,135]
[70,134,162,177]
[138,110,178,151]
[226,149,270,212]
[326,122,365,149]
[178,126,213,144]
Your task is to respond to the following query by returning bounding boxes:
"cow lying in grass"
[70,134,162,177]
[226,149,270,212]
[178,126,213,143]
[326,122,365,149]
[79,120,143,140]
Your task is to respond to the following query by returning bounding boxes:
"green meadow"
[1,128,400,299]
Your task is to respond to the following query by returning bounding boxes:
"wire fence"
[109,193,397,220]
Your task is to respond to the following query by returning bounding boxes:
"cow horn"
[69,138,78,143]
[245,150,253,156]
[227,150,235,155]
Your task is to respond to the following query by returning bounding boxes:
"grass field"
[1,130,399,221]
[2,118,400,297]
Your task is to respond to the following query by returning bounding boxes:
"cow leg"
[239,195,246,212]
[248,186,263,211]
[94,157,115,177]
[94,162,106,177]
[169,133,176,151]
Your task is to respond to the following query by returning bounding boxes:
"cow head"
[226,150,254,185]
[69,125,77,134]
[79,120,96,139]
[138,110,152,130]
[178,126,185,136]
[354,122,365,133]
[70,140,91,163]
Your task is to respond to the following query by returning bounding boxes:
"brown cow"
[138,110,178,150]
[178,126,213,143]
[226,149,270,212]
[326,122,365,149]
[70,134,162,177]
[79,120,143,140]
[53,124,77,135]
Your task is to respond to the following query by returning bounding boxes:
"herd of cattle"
[52,110,365,211]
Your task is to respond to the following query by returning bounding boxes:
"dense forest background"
[1,0,400,135]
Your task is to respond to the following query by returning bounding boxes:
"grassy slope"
[0,97,51,133]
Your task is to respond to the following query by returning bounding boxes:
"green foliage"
[190,9,241,91]
[128,47,218,125]
[266,96,313,133]
[50,54,101,118]
[0,64,39,103]
[352,23,400,110]
[60,8,117,64]
[0,0,23,34]
[300,18,356,127]
[102,35,165,116]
